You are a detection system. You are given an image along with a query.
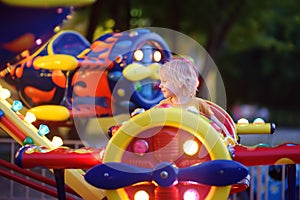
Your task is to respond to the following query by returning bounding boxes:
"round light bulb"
[52,136,63,148]
[184,189,200,200]
[134,190,149,200]
[0,88,11,100]
[183,140,199,156]
[253,118,265,124]
[153,50,162,62]
[134,49,144,61]
[24,112,36,124]
[237,118,249,124]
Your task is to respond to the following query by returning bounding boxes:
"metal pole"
[54,169,66,200]
[287,164,296,200]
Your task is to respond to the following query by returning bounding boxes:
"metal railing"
[0,138,83,200]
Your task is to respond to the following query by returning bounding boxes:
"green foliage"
[69,0,300,126]
[217,0,300,126]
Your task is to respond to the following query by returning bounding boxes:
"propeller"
[123,63,161,81]
[85,160,248,190]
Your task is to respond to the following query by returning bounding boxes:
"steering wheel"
[93,108,240,199]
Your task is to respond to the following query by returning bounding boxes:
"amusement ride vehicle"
[1,2,299,200]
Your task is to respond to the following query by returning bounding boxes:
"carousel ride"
[0,1,299,200]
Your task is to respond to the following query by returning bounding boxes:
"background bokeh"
[63,0,300,127]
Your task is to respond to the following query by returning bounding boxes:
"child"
[156,58,213,117]
[155,58,235,142]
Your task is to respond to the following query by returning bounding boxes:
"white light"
[134,49,144,61]
[134,190,149,200]
[183,189,200,200]
[153,50,162,62]
[35,38,42,45]
[183,140,199,156]
[24,112,36,124]
[253,118,265,124]
[237,118,249,124]
[52,136,63,148]
[0,88,11,100]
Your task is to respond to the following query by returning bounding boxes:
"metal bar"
[0,168,60,198]
[54,169,66,200]
[287,164,296,200]
[282,165,286,200]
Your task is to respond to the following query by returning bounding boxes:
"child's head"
[159,58,199,96]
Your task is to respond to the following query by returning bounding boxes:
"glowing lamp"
[183,189,200,200]
[134,190,149,200]
[183,140,199,156]
[35,38,42,45]
[11,100,23,112]
[134,49,144,61]
[237,118,249,124]
[24,112,36,124]
[52,136,63,148]
[153,50,162,62]
[253,118,265,124]
[38,124,50,136]
[0,88,11,100]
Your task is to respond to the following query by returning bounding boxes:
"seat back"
[205,101,238,141]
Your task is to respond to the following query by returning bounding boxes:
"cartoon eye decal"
[153,50,162,62]
[134,49,144,61]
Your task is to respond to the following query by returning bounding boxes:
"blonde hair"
[160,58,199,96]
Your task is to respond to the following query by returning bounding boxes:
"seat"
[205,100,238,142]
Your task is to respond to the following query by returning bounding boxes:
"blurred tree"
[219,0,300,125]
[85,0,130,41]
[68,0,300,125]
